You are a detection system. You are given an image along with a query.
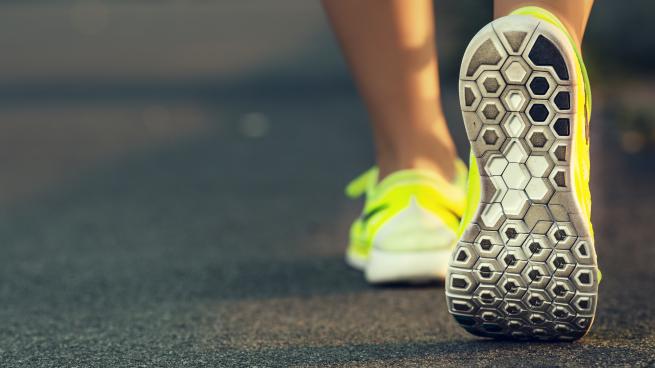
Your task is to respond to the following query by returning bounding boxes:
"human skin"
[322,0,593,180]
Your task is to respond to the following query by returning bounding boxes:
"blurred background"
[0,0,653,206]
[2,1,654,365]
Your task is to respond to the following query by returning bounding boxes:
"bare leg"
[322,0,457,180]
[494,0,594,48]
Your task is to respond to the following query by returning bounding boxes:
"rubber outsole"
[446,15,599,341]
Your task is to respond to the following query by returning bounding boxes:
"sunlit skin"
[322,0,593,181]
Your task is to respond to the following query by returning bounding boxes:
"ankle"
[377,144,458,182]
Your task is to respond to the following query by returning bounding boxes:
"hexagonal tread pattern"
[449,15,598,342]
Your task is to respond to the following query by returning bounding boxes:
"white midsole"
[364,248,451,283]
[345,252,367,271]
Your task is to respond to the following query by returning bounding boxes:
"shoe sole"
[366,248,451,284]
[446,15,599,341]
[345,251,368,271]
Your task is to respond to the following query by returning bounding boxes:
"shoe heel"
[447,14,599,341]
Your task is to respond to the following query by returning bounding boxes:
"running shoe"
[346,162,467,283]
[446,7,599,340]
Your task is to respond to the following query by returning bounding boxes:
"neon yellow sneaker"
[446,7,599,340]
[345,162,467,283]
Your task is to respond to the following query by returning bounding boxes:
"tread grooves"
[451,16,597,341]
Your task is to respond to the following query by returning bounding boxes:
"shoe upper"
[346,161,468,263]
